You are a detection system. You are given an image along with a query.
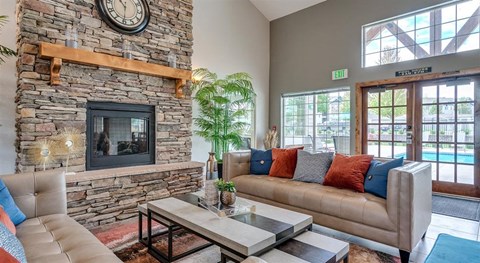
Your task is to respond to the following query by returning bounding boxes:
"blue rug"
[425,234,480,263]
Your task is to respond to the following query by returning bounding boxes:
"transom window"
[282,89,351,154]
[362,0,480,67]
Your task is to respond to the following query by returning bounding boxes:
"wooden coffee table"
[146,192,347,263]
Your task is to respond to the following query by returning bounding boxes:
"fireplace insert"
[86,102,155,170]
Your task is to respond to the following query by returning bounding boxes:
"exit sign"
[332,69,348,80]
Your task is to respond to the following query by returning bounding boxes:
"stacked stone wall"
[67,164,203,228]
[16,0,194,172]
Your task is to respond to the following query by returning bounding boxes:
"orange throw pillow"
[0,248,20,263]
[323,154,373,192]
[269,147,304,178]
[0,206,16,235]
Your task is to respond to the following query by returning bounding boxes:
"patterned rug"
[92,218,400,263]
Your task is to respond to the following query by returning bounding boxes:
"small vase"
[205,152,218,180]
[220,191,236,206]
[204,180,218,205]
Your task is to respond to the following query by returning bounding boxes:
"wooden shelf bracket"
[50,57,62,85]
[39,42,191,99]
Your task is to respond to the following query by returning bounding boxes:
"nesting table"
[141,192,349,263]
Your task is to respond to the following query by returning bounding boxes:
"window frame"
[362,0,480,67]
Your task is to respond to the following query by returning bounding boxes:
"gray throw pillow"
[293,151,333,184]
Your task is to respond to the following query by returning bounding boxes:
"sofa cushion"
[364,157,404,198]
[232,175,395,231]
[250,148,273,175]
[269,147,303,179]
[0,180,26,226]
[323,154,373,192]
[16,214,122,263]
[0,223,26,263]
[293,151,333,184]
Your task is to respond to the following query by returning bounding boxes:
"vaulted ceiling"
[249,0,327,21]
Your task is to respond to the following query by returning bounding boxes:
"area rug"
[93,218,400,263]
[432,194,480,221]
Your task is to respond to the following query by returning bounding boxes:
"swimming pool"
[394,152,474,164]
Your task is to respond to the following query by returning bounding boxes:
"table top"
[147,192,313,256]
[260,231,349,263]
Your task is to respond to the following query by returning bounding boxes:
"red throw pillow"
[0,206,16,235]
[269,147,304,179]
[323,154,373,192]
[0,248,20,263]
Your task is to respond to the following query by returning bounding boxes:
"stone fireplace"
[15,0,203,228]
[16,0,194,172]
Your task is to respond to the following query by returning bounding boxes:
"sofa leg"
[422,231,426,239]
[399,250,410,263]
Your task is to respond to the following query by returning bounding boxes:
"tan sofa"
[223,152,432,263]
[1,170,121,263]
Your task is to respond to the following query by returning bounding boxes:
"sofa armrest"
[0,170,67,219]
[223,151,251,182]
[386,162,432,252]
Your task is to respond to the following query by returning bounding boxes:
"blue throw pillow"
[0,180,26,225]
[364,157,404,199]
[0,223,27,263]
[250,148,273,175]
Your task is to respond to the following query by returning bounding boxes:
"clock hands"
[119,0,127,23]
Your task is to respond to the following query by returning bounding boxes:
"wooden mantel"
[39,42,192,99]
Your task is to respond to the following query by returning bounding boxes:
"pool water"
[395,152,474,164]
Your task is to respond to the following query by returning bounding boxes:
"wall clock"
[96,0,150,35]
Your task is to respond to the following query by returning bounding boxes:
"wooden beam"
[385,23,429,59]
[355,84,363,154]
[442,7,480,54]
[39,42,192,98]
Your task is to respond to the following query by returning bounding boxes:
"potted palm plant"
[191,68,255,178]
[0,16,16,64]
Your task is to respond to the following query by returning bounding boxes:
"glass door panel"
[364,84,412,159]
[419,79,476,185]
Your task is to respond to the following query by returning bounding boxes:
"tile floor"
[311,213,479,262]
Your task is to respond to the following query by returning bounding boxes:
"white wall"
[0,1,17,175]
[191,0,270,162]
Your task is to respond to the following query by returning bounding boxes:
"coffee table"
[146,192,312,262]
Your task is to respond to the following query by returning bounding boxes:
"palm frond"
[0,16,17,64]
[0,16,8,27]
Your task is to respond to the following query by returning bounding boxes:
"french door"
[361,76,480,196]
[363,84,414,160]
[415,77,479,195]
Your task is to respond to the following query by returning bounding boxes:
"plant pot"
[220,191,236,206]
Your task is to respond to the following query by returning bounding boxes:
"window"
[282,89,351,154]
[363,0,480,67]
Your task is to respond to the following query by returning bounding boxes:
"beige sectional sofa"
[1,170,121,263]
[223,151,432,263]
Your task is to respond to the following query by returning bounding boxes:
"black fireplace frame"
[86,102,156,171]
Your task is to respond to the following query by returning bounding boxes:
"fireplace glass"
[87,102,155,170]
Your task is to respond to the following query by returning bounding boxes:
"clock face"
[96,0,150,34]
